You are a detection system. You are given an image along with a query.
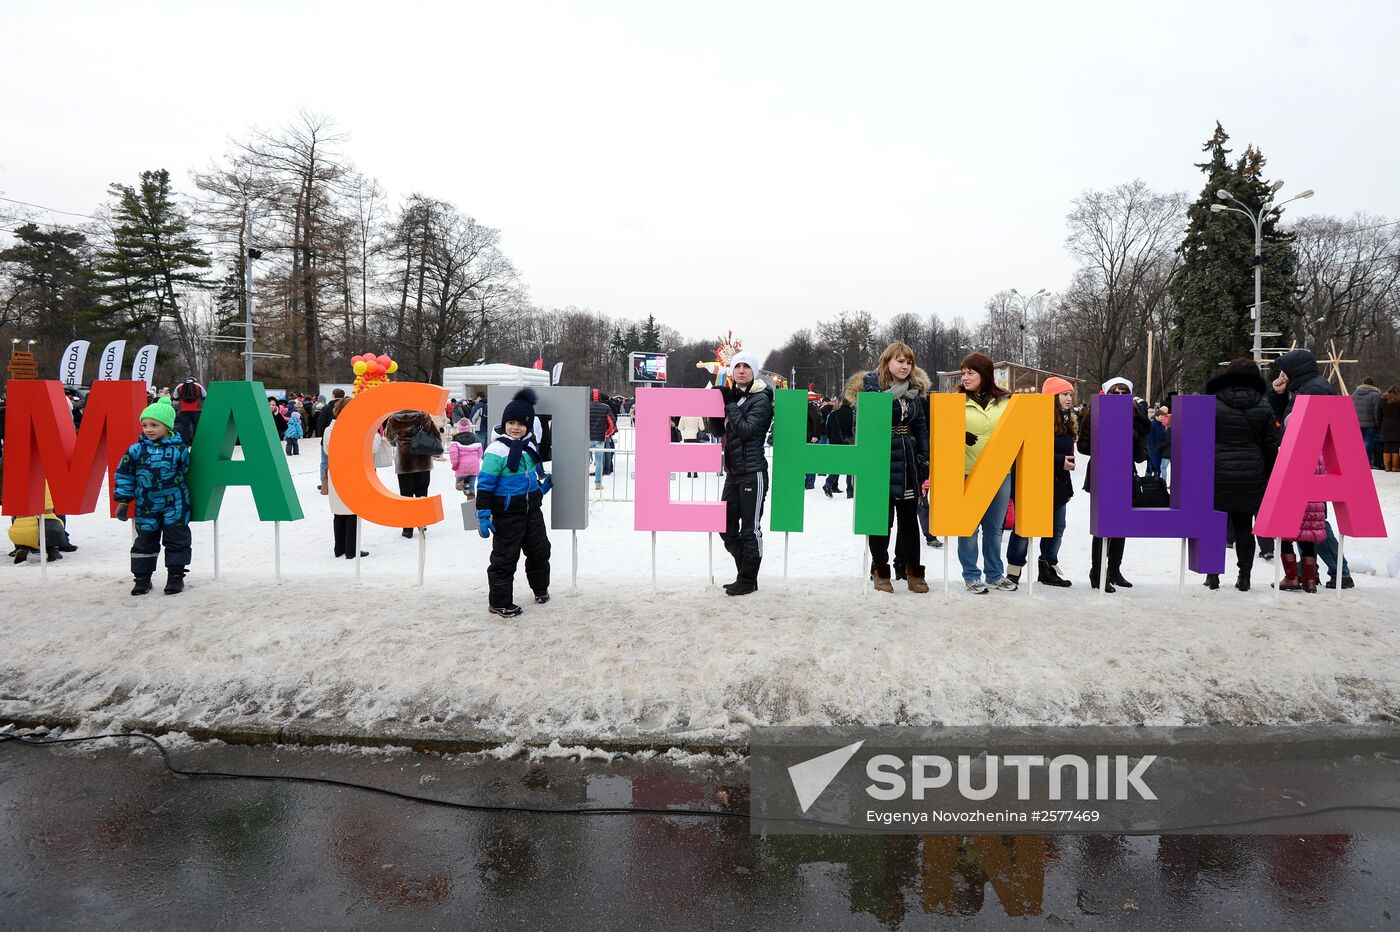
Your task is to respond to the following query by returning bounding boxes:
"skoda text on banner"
[58,339,91,388]
[95,340,127,381]
[130,344,159,389]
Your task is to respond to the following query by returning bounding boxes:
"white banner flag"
[130,344,159,389]
[58,339,91,388]
[95,340,127,381]
[551,361,563,385]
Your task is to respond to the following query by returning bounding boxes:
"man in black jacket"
[822,397,855,498]
[709,351,774,596]
[316,388,346,437]
[588,388,615,490]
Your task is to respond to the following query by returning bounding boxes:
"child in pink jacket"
[448,418,483,499]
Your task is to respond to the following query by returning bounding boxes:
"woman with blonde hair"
[846,342,930,593]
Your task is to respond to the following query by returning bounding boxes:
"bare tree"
[1059,180,1186,389]
[1288,213,1400,378]
[236,112,353,390]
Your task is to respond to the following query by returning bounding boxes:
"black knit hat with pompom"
[498,387,538,431]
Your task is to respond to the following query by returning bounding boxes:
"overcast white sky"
[3,1,1397,356]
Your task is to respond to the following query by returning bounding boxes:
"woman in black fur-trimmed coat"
[1203,359,1281,591]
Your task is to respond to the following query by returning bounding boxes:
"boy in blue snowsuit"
[476,388,552,618]
[114,396,192,595]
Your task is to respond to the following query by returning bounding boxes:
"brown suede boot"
[1300,555,1319,593]
[1277,553,1301,591]
[871,562,893,593]
[905,564,929,593]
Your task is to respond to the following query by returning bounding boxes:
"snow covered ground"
[4,445,1400,748]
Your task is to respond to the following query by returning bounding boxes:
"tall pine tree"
[94,169,212,374]
[0,223,102,346]
[1171,123,1301,385]
[639,313,663,351]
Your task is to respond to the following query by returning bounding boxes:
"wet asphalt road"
[1,738,1396,930]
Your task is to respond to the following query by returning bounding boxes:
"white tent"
[441,364,552,400]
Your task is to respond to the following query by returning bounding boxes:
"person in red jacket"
[172,377,206,446]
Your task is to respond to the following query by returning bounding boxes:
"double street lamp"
[1010,287,1049,366]
[1209,182,1314,364]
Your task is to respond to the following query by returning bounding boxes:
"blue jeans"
[456,474,477,495]
[958,475,1011,583]
[1317,520,1351,579]
[1362,426,1380,467]
[589,440,610,483]
[1005,500,1068,568]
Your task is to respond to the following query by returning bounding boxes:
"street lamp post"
[1010,287,1049,367]
[1210,183,1314,364]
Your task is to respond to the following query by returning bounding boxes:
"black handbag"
[1132,474,1170,508]
[409,426,444,457]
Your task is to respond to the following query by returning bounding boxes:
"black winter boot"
[1107,568,1133,588]
[1235,567,1251,592]
[1038,560,1072,587]
[131,576,153,596]
[725,559,760,596]
[1204,574,1220,590]
[489,603,523,618]
[1089,563,1115,594]
[163,568,186,594]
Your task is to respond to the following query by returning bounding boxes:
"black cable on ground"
[4,730,1400,835]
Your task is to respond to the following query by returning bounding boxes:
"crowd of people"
[1,352,1395,611]
[779,344,1389,597]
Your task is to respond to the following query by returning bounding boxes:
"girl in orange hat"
[1005,377,1077,587]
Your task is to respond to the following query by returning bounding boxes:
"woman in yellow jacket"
[956,352,1015,594]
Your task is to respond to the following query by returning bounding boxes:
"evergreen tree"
[1171,123,1301,385]
[94,169,212,371]
[639,313,663,351]
[0,223,102,344]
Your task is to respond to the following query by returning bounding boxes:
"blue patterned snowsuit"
[114,433,192,576]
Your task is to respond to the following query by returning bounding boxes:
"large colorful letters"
[326,381,449,529]
[188,381,303,522]
[633,386,725,532]
[929,393,1053,537]
[1089,394,1225,573]
[1255,395,1387,538]
[770,389,893,535]
[3,379,1389,571]
[1,379,147,518]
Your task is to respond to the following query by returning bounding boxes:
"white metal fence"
[589,415,776,503]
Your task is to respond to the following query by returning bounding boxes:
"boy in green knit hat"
[114,396,193,595]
